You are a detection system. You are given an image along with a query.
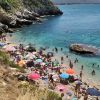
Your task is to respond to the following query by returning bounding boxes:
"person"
[81,65,84,70]
[69,60,73,69]
[97,65,99,68]
[74,58,78,63]
[61,56,64,64]
[91,69,95,76]
[75,84,80,98]
[92,63,95,68]
[79,70,83,81]
[96,97,99,100]
[55,47,58,53]
[61,48,63,51]
[66,55,68,58]
[84,92,88,100]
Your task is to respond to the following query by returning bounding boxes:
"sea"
[9,4,100,84]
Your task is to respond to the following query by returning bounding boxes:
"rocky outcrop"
[22,0,63,15]
[0,23,13,33]
[69,44,98,55]
[0,0,63,34]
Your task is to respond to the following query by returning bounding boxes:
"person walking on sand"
[81,65,84,70]
[84,92,88,100]
[75,84,80,98]
[91,69,95,76]
[61,56,64,64]
[79,70,83,81]
[69,60,73,69]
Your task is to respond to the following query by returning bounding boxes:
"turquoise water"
[10,4,100,81]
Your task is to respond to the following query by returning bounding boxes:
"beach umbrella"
[66,90,73,96]
[41,62,46,66]
[75,80,82,85]
[36,59,42,63]
[61,64,67,68]
[86,88,100,96]
[52,74,59,81]
[49,72,55,75]
[25,53,36,59]
[5,45,16,52]
[18,60,25,67]
[33,52,37,55]
[28,73,40,80]
[60,73,69,79]
[55,84,68,92]
[0,42,6,47]
[66,68,75,75]
[47,52,53,57]
[26,46,36,52]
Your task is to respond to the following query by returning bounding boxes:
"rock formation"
[0,0,63,34]
[69,44,98,55]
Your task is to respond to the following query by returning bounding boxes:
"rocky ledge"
[69,44,99,55]
[0,0,63,34]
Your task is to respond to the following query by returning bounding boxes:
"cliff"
[0,0,63,34]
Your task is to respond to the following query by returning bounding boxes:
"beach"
[5,34,100,88]
[5,33,100,89]
[1,35,100,99]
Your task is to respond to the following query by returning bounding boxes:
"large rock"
[0,11,33,28]
[69,44,98,55]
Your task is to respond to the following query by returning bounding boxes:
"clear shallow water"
[10,4,100,82]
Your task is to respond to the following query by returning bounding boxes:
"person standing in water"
[61,48,63,51]
[55,47,58,53]
[74,58,78,63]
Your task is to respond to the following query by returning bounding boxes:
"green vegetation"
[0,0,21,9]
[17,83,61,100]
[0,50,23,70]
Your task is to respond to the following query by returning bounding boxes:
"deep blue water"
[10,4,100,81]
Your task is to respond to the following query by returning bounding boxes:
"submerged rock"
[69,44,99,55]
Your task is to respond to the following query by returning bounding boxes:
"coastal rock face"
[22,0,63,15]
[0,22,13,33]
[0,0,62,34]
[69,44,98,55]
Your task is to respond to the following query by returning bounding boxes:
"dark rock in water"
[69,44,98,55]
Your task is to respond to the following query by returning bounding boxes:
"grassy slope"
[0,50,61,100]
[0,0,57,13]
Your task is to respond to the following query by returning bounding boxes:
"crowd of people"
[0,42,99,100]
[0,33,100,100]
